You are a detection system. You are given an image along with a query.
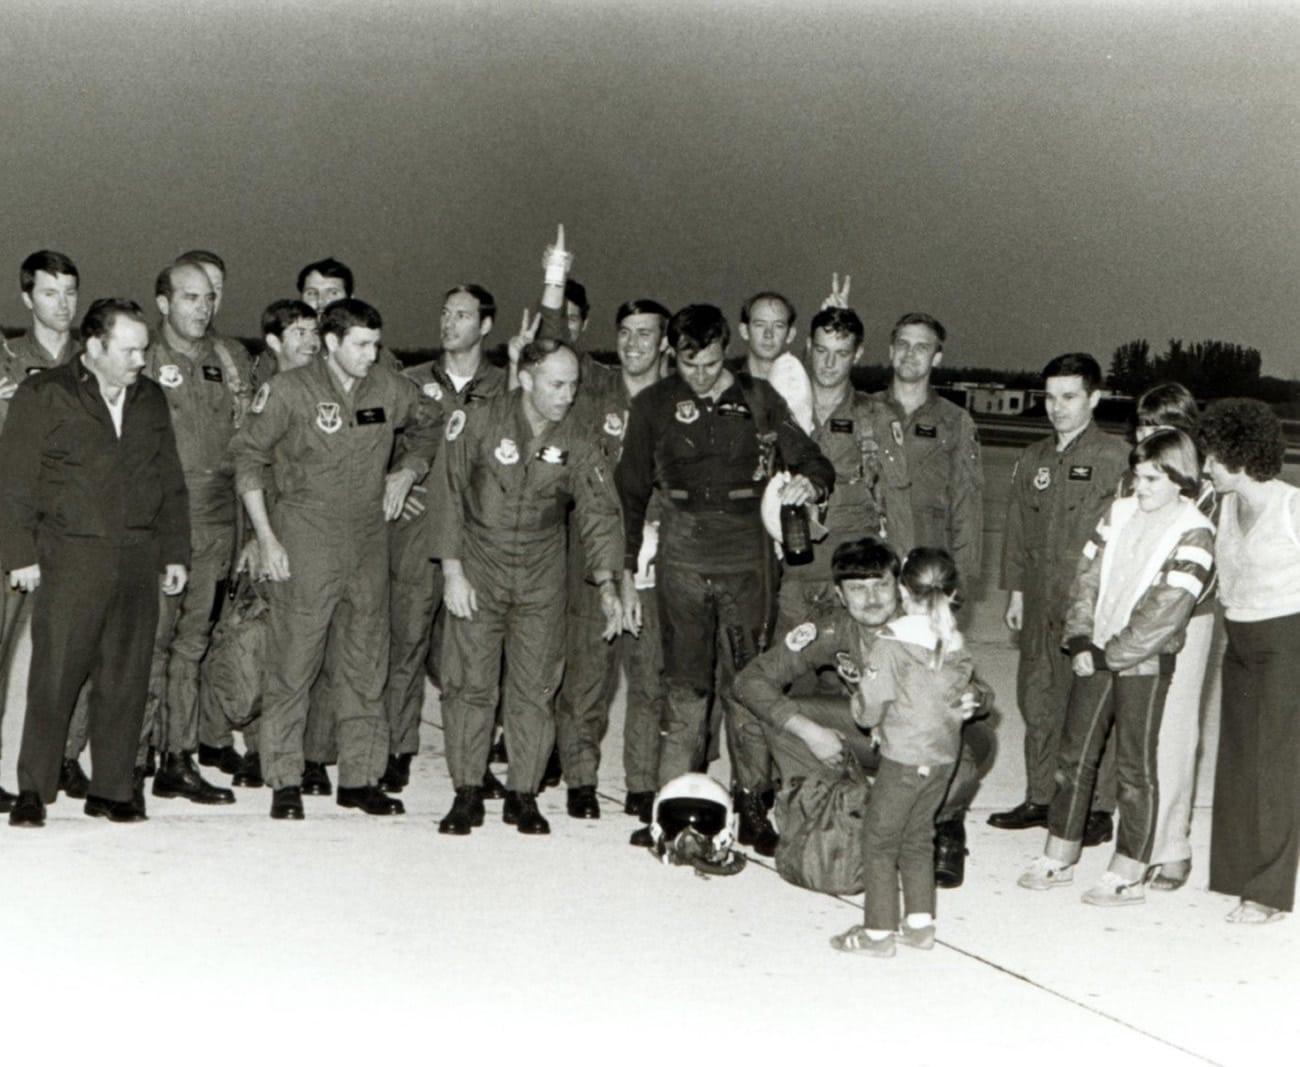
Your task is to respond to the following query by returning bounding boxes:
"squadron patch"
[1033,466,1051,491]
[158,364,183,389]
[785,621,817,652]
[445,409,466,441]
[835,651,861,684]
[495,437,520,465]
[315,402,342,434]
[422,381,443,401]
[250,382,270,414]
[537,446,568,465]
[603,411,625,437]
[675,400,699,425]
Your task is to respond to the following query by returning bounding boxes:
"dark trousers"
[862,757,953,930]
[1210,614,1300,912]
[656,562,773,791]
[1045,669,1169,879]
[763,696,994,824]
[19,540,160,803]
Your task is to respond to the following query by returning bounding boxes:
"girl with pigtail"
[831,548,976,958]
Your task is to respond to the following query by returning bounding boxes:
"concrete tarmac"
[1,444,1295,1065]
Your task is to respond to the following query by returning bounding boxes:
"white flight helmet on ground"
[649,773,746,875]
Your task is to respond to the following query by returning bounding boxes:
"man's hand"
[8,564,40,593]
[384,468,418,521]
[162,564,188,596]
[0,376,17,401]
[621,571,643,636]
[1004,590,1024,631]
[507,309,542,366]
[792,717,846,766]
[1072,650,1095,677]
[401,482,428,520]
[952,688,981,721]
[778,474,819,507]
[259,535,291,582]
[444,567,478,620]
[235,538,261,577]
[542,222,572,286]
[599,582,623,641]
[821,272,852,310]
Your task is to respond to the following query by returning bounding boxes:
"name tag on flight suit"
[356,407,387,425]
[1068,465,1093,481]
[716,401,752,419]
[536,446,568,465]
[830,419,854,434]
[915,423,937,438]
[203,366,224,382]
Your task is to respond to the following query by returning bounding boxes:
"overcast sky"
[2,0,1296,376]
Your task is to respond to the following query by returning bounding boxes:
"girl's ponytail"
[899,548,963,668]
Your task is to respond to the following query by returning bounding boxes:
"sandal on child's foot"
[1227,900,1285,925]
[830,925,896,957]
[1147,859,1191,892]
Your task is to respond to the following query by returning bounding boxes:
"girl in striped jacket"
[1018,429,1215,906]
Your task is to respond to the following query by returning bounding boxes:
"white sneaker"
[1081,871,1145,907]
[1017,855,1075,890]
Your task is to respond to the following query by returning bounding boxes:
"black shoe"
[131,770,147,819]
[232,752,264,789]
[566,785,600,819]
[624,790,655,824]
[337,785,405,816]
[735,789,778,857]
[8,791,45,828]
[503,791,550,835]
[438,786,485,835]
[488,731,508,765]
[85,794,147,823]
[0,784,17,814]
[301,761,332,796]
[270,786,304,820]
[152,753,236,805]
[379,753,412,794]
[481,767,507,800]
[987,801,1049,830]
[142,746,158,778]
[198,743,243,776]
[1082,810,1114,848]
[58,758,90,799]
[934,819,968,889]
[540,748,563,791]
[629,825,654,848]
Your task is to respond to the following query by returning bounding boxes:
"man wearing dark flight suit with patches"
[232,299,440,820]
[429,338,624,838]
[616,304,835,856]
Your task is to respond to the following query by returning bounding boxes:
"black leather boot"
[934,819,968,889]
[379,753,413,793]
[58,758,90,799]
[624,791,655,824]
[232,752,264,788]
[1083,810,1114,847]
[301,761,332,796]
[270,786,304,820]
[85,794,147,823]
[566,785,600,819]
[152,753,236,805]
[735,789,778,857]
[8,791,45,828]
[481,767,507,800]
[540,748,563,791]
[503,790,550,835]
[438,786,485,835]
[987,800,1048,830]
[337,785,405,816]
[198,743,242,775]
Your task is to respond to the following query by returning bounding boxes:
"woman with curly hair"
[1199,398,1300,924]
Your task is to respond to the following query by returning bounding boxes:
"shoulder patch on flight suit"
[537,446,568,465]
[716,401,752,419]
[603,411,625,437]
[1034,466,1051,491]
[250,382,270,414]
[1068,465,1093,481]
[830,419,854,433]
[835,651,861,684]
[445,409,466,441]
[202,365,224,383]
[422,381,443,401]
[675,400,699,424]
[785,621,817,651]
[495,437,519,465]
[356,407,387,425]
[315,402,342,434]
[158,364,183,388]
[890,421,903,446]
[915,423,937,438]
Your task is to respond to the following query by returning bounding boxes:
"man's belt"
[665,485,762,512]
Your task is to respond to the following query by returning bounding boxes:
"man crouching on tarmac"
[734,536,994,887]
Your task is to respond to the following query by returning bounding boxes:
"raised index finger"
[555,223,565,251]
